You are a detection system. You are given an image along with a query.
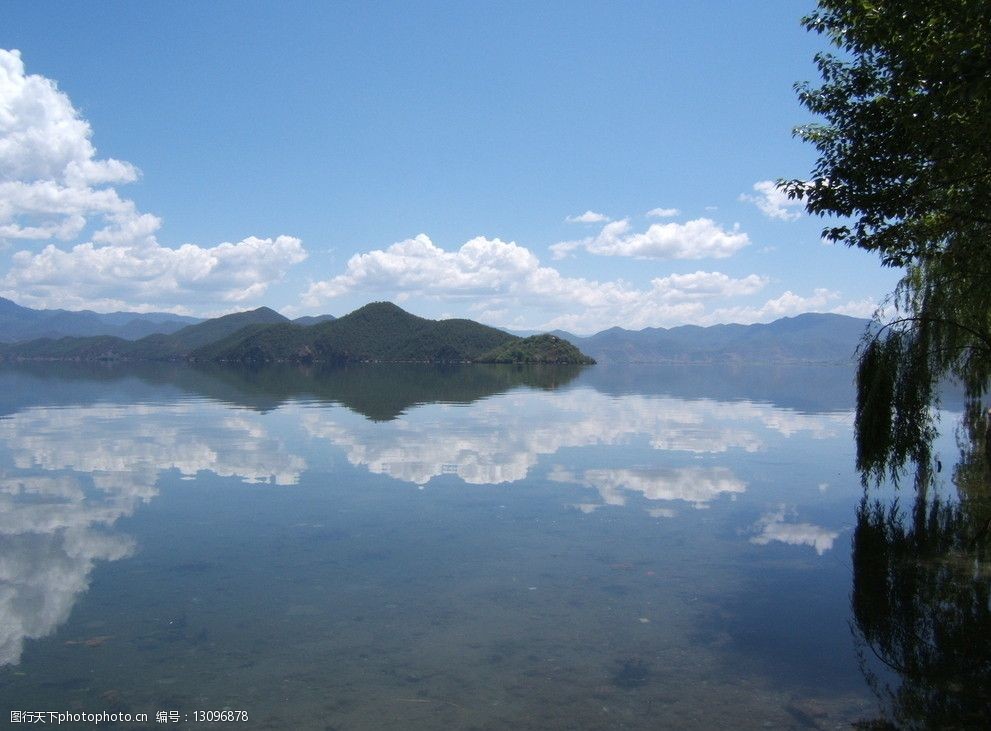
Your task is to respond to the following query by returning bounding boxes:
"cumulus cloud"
[651,271,766,301]
[304,234,538,301]
[0,49,306,312]
[549,239,582,260]
[565,210,609,224]
[0,53,136,186]
[5,234,307,311]
[705,288,876,324]
[302,233,768,333]
[829,297,878,318]
[551,216,749,261]
[740,180,804,221]
[583,218,749,259]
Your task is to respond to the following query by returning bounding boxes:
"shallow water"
[0,363,974,728]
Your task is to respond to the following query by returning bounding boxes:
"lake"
[0,362,984,729]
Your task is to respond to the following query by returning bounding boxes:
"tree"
[781,0,991,485]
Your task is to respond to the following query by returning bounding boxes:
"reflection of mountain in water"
[0,363,583,421]
[578,363,971,415]
[0,361,878,420]
[575,363,858,413]
[192,363,584,420]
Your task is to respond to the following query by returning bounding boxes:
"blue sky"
[0,1,898,333]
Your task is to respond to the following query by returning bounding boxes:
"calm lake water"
[0,363,982,729]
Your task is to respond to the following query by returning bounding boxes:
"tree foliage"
[782,0,991,483]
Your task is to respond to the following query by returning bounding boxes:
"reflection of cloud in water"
[301,389,848,487]
[302,416,533,485]
[0,402,309,666]
[0,405,306,486]
[0,388,847,662]
[750,506,839,555]
[551,466,746,513]
[647,507,677,519]
[0,474,136,666]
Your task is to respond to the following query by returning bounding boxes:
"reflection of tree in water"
[852,406,991,728]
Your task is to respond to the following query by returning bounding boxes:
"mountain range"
[555,312,872,364]
[0,296,201,342]
[0,296,338,342]
[0,301,593,365]
[0,296,872,364]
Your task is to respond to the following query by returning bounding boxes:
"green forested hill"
[199,302,523,363]
[477,334,596,364]
[165,307,289,350]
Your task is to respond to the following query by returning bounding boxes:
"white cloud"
[584,218,749,259]
[0,49,306,312]
[740,180,803,221]
[705,288,876,325]
[549,239,582,260]
[302,233,768,333]
[550,216,749,262]
[303,234,537,302]
[0,51,136,186]
[651,271,766,301]
[829,297,878,318]
[565,210,609,224]
[646,207,679,218]
[4,234,307,311]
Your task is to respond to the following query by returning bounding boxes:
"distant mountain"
[0,307,288,361]
[0,302,595,365]
[165,307,289,351]
[0,296,201,342]
[292,314,336,326]
[559,313,872,364]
